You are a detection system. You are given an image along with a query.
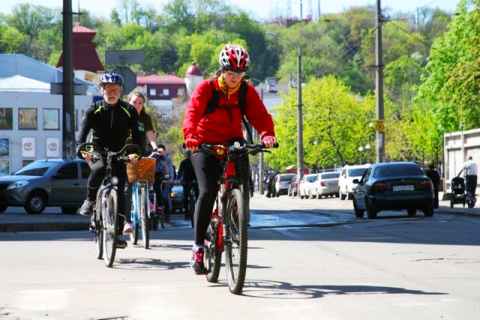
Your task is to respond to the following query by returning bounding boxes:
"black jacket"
[177,158,196,183]
[76,100,141,153]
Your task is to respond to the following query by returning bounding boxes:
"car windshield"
[14,161,57,176]
[281,174,295,182]
[306,175,316,182]
[321,173,340,179]
[373,164,424,178]
[348,168,368,177]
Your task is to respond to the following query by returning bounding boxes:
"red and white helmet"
[218,44,250,72]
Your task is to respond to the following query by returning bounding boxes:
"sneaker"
[191,247,208,275]
[123,222,132,235]
[116,236,128,249]
[79,200,95,216]
[165,215,171,224]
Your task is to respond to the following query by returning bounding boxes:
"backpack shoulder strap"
[238,81,249,115]
[203,78,221,117]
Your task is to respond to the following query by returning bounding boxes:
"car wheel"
[0,205,7,214]
[335,192,339,198]
[423,205,434,217]
[407,209,416,217]
[61,207,79,214]
[340,188,346,200]
[450,200,453,208]
[24,191,46,214]
[366,199,377,219]
[347,189,353,200]
[353,199,364,218]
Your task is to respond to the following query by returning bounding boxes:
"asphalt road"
[0,195,479,320]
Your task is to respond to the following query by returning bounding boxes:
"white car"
[338,164,371,200]
[310,172,340,198]
[299,174,318,199]
[274,173,296,196]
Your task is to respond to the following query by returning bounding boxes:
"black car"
[352,162,434,219]
[0,159,89,214]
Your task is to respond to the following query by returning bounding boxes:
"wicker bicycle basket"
[127,158,156,183]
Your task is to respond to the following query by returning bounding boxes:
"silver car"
[310,172,340,198]
[0,159,89,214]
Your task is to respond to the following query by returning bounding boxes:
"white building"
[0,54,100,174]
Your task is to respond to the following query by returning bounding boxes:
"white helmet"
[218,44,250,72]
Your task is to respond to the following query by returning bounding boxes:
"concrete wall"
[444,128,480,191]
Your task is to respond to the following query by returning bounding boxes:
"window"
[0,138,9,157]
[374,164,424,178]
[19,108,37,130]
[56,163,78,180]
[150,88,156,96]
[178,88,185,96]
[163,88,169,96]
[81,162,91,179]
[0,108,13,130]
[43,109,60,130]
[321,173,340,180]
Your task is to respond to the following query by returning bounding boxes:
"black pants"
[87,160,127,233]
[182,182,199,215]
[190,151,250,245]
[466,175,478,199]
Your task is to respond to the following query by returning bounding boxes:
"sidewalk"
[1,196,479,233]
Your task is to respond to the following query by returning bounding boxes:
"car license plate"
[393,185,414,191]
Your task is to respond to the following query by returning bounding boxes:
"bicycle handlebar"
[77,142,143,162]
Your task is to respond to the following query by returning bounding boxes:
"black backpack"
[203,78,253,143]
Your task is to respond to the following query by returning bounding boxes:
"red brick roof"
[137,74,185,85]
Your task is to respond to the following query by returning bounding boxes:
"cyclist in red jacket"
[183,44,277,274]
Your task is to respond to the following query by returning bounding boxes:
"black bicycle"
[198,142,277,294]
[77,142,142,267]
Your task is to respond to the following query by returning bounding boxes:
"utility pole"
[62,0,75,159]
[375,0,385,163]
[297,45,305,194]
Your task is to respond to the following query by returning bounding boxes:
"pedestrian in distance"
[177,152,199,221]
[76,73,141,249]
[458,155,478,205]
[183,44,277,275]
[426,164,440,209]
[160,144,174,223]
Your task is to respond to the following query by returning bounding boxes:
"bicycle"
[126,156,156,249]
[77,142,142,268]
[182,181,198,228]
[198,142,276,294]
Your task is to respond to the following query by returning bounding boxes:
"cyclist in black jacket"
[76,73,142,248]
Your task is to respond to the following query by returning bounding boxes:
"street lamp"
[358,146,364,164]
[365,143,371,163]
[267,31,304,191]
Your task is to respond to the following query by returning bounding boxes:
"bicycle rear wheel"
[205,224,222,283]
[224,188,248,294]
[140,184,149,249]
[103,189,118,267]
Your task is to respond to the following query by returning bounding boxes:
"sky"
[0,0,460,21]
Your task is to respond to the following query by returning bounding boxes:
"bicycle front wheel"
[103,189,118,267]
[95,190,103,259]
[205,224,221,283]
[140,184,149,249]
[224,188,248,294]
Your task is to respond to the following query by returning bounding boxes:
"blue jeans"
[162,182,172,215]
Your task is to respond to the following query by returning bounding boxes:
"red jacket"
[183,77,275,144]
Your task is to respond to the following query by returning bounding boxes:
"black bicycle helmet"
[100,73,124,86]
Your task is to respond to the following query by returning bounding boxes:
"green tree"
[0,24,27,53]
[6,4,57,40]
[417,0,480,132]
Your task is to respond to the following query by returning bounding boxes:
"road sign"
[50,83,87,95]
[106,50,145,65]
[375,120,385,132]
[112,67,137,94]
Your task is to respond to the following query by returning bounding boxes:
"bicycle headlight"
[111,176,119,186]
[7,181,29,190]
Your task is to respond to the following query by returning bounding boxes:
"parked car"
[352,162,434,219]
[170,184,184,213]
[338,164,371,200]
[299,174,318,199]
[0,159,89,214]
[274,173,296,196]
[287,174,297,197]
[311,172,340,198]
